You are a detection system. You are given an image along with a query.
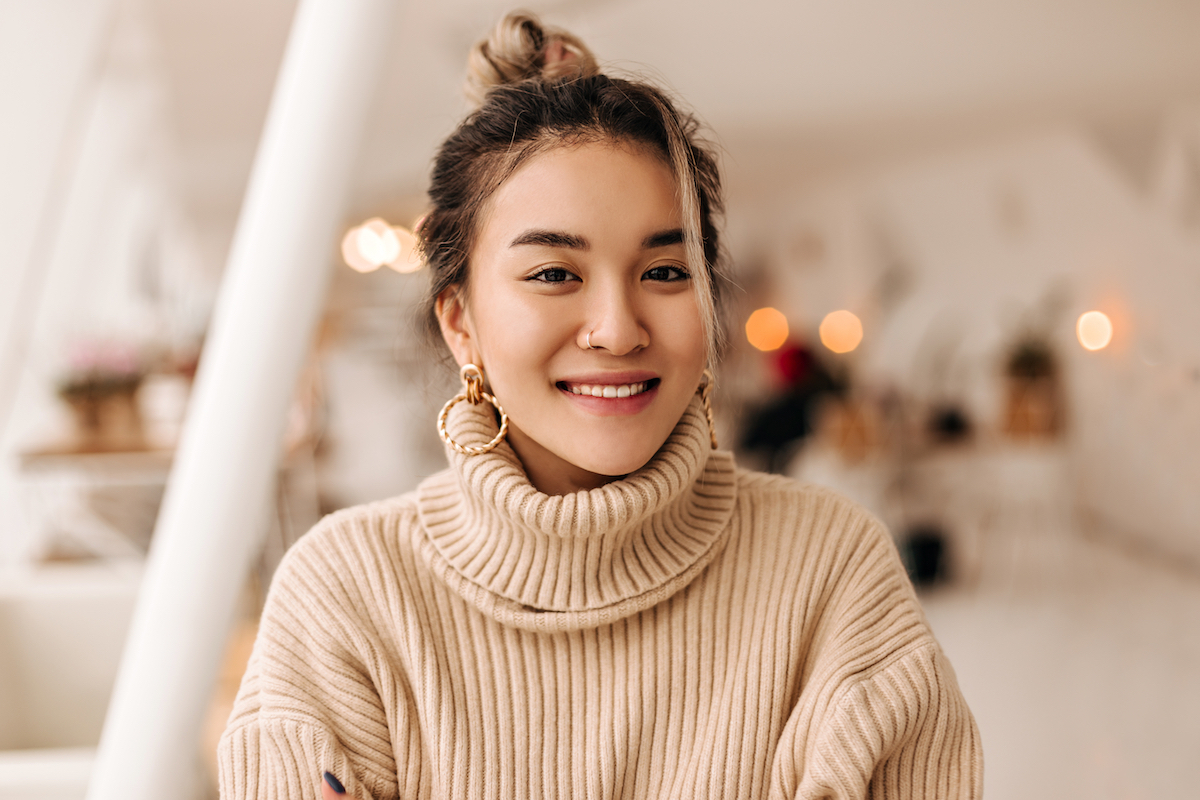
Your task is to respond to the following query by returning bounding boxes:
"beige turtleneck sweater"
[219,398,982,799]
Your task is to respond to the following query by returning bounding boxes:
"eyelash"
[643,264,690,282]
[526,265,691,284]
[527,267,578,284]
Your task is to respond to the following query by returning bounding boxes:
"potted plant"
[1002,337,1061,439]
[56,342,147,452]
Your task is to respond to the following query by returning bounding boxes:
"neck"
[419,394,739,628]
[505,424,621,495]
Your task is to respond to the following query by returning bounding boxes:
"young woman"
[219,12,981,799]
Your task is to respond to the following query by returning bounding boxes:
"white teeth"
[567,381,650,397]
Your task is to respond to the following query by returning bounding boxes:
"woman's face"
[437,140,707,495]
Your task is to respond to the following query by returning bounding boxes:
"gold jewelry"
[438,364,509,456]
[698,368,718,450]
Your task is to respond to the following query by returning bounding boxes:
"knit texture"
[219,398,982,799]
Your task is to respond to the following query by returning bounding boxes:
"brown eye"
[643,265,689,282]
[529,267,578,283]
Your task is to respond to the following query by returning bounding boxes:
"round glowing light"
[1077,311,1113,351]
[342,217,407,273]
[819,310,863,354]
[386,226,424,273]
[341,224,379,273]
[360,218,401,264]
[745,307,789,351]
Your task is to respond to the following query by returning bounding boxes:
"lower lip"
[559,383,659,416]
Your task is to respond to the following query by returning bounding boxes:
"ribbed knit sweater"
[219,398,982,799]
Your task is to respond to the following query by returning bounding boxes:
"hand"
[321,772,364,800]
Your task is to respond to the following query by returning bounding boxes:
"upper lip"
[556,371,659,386]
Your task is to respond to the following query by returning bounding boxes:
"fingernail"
[323,772,346,795]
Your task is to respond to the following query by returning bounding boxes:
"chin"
[578,449,658,479]
[550,431,657,477]
[563,407,688,478]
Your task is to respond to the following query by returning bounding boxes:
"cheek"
[657,295,708,368]
[471,290,572,388]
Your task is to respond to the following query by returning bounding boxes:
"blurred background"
[1,0,1198,798]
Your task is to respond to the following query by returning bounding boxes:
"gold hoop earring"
[698,368,718,450]
[438,364,509,456]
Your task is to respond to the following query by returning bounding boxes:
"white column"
[86,1,402,798]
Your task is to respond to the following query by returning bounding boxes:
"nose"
[580,280,649,355]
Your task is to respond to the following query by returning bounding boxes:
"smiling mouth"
[557,378,660,398]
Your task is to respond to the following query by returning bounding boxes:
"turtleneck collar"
[415,396,737,632]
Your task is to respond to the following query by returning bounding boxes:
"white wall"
[0,0,114,413]
[766,124,1200,561]
[0,0,207,563]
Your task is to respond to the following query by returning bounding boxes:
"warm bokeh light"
[819,310,863,354]
[341,223,379,273]
[341,218,394,273]
[342,217,425,273]
[1077,310,1113,351]
[745,307,789,351]
[386,226,423,274]
[358,218,401,265]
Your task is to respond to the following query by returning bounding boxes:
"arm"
[218,516,404,800]
[798,642,982,799]
[775,496,982,799]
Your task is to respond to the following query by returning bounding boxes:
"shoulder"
[735,466,869,504]
[732,466,892,551]
[246,486,436,699]
[292,484,425,557]
[266,485,429,612]
[727,466,918,630]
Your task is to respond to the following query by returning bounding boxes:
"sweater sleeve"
[775,491,983,799]
[217,514,410,800]
[796,642,982,799]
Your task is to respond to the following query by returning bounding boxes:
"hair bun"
[465,11,600,107]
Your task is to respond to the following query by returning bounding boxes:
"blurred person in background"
[740,341,845,473]
[218,11,981,799]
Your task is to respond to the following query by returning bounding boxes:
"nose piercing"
[586,331,598,350]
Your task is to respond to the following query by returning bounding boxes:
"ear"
[435,286,481,368]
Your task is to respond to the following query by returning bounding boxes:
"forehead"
[477,140,683,243]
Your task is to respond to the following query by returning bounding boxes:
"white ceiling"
[142,0,1200,222]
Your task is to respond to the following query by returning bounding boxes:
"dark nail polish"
[323,772,346,795]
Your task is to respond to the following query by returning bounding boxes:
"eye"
[527,266,579,284]
[643,264,690,282]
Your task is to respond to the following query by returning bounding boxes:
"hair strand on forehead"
[647,93,723,365]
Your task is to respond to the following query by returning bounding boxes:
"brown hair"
[418,11,728,364]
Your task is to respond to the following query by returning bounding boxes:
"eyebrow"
[508,228,686,251]
[642,228,684,249]
[510,230,588,250]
